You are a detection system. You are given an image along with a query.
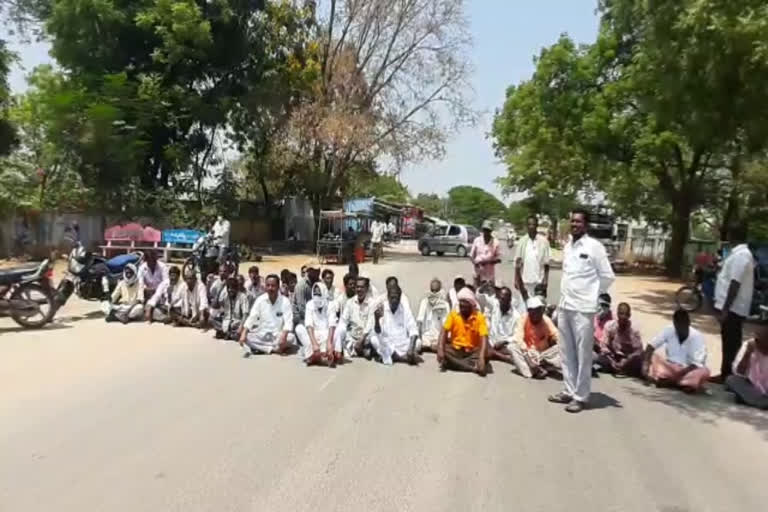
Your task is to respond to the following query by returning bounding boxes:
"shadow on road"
[0,322,74,334]
[590,391,623,410]
[623,382,768,440]
[624,287,721,336]
[57,310,105,323]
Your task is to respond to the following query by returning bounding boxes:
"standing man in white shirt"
[549,208,615,413]
[713,228,755,383]
[211,214,231,264]
[370,220,385,264]
[514,215,551,300]
[239,274,296,356]
[370,285,420,365]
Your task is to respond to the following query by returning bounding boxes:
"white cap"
[526,296,544,309]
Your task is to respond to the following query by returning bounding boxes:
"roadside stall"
[343,197,405,256]
[316,210,363,265]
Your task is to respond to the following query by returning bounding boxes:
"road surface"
[1,248,767,512]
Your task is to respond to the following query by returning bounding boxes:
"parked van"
[418,224,480,257]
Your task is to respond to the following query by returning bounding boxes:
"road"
[1,247,767,512]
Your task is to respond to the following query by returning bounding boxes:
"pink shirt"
[470,236,500,282]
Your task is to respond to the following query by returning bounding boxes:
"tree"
[447,186,506,228]
[275,0,475,216]
[493,0,768,276]
[412,193,449,218]
[347,170,410,203]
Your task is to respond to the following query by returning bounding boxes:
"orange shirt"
[444,310,488,350]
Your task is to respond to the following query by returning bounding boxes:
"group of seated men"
[106,253,768,409]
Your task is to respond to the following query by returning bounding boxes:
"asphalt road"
[1,248,767,512]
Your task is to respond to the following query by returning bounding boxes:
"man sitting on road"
[321,268,337,302]
[477,280,499,318]
[381,275,411,310]
[437,287,490,376]
[296,283,341,366]
[510,297,561,379]
[239,274,297,356]
[145,266,184,324]
[244,265,264,308]
[212,276,250,341]
[330,273,357,325]
[487,287,521,365]
[176,272,210,329]
[593,293,614,348]
[209,262,235,329]
[595,302,643,377]
[449,275,466,312]
[416,278,450,353]
[726,325,768,409]
[138,250,168,302]
[334,277,375,358]
[107,263,145,324]
[370,285,420,365]
[293,261,320,326]
[642,309,710,393]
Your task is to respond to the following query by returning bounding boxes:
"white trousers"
[295,324,343,359]
[510,344,561,378]
[245,331,296,354]
[557,309,595,402]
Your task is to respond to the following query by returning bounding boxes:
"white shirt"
[449,288,459,312]
[147,279,184,308]
[715,244,755,318]
[138,261,168,291]
[371,301,418,354]
[181,281,209,317]
[245,278,265,307]
[329,292,354,324]
[386,222,396,234]
[244,293,294,338]
[416,297,450,342]
[515,234,551,285]
[371,222,385,243]
[490,306,520,345]
[651,326,708,367]
[305,300,333,334]
[559,234,615,313]
[341,296,374,342]
[212,219,231,247]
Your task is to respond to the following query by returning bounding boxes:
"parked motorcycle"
[675,266,717,313]
[54,238,143,309]
[183,233,240,282]
[0,259,57,328]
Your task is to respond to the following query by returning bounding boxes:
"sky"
[5,1,600,202]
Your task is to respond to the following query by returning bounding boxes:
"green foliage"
[412,193,450,218]
[347,171,410,204]
[447,186,507,228]
[493,0,768,275]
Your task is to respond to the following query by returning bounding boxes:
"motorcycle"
[54,238,143,309]
[183,233,240,282]
[0,259,57,328]
[675,265,716,313]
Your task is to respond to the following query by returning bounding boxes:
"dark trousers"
[721,312,744,378]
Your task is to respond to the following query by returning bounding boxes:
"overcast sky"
[5,0,600,202]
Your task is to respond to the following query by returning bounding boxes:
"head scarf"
[311,282,327,309]
[123,263,138,286]
[456,287,478,310]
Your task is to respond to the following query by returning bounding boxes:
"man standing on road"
[470,220,502,286]
[713,228,755,383]
[371,220,385,264]
[240,274,297,356]
[211,214,231,264]
[515,215,551,300]
[549,208,615,413]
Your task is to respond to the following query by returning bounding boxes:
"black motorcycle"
[54,238,143,308]
[183,233,240,282]
[0,259,57,328]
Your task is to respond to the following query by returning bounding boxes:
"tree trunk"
[666,202,692,278]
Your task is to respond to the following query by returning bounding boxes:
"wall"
[283,197,315,242]
[0,211,107,258]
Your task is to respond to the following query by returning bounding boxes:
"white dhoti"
[510,344,561,378]
[557,309,595,402]
[245,330,297,354]
[420,332,440,351]
[111,303,145,321]
[370,334,421,365]
[295,324,343,359]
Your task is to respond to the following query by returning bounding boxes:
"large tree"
[447,186,506,228]
[274,0,475,216]
[493,0,768,275]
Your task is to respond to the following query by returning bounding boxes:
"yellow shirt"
[444,310,488,350]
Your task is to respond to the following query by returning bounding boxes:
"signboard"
[162,229,202,245]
